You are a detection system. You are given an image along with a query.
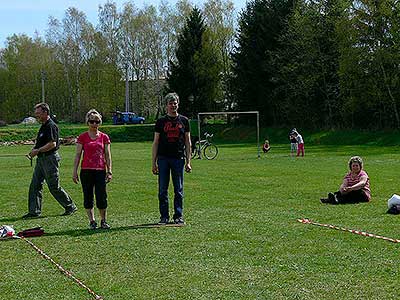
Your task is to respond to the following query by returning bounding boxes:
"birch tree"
[46,7,94,121]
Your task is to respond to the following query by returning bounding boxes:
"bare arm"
[72,143,83,183]
[152,132,160,175]
[339,178,348,193]
[184,132,192,173]
[105,143,112,182]
[342,175,368,193]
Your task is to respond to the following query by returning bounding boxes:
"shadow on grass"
[0,215,53,223]
[45,223,185,237]
[0,213,83,223]
[0,216,25,223]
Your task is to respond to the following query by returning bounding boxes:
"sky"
[0,0,247,48]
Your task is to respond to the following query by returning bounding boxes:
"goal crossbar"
[197,111,260,158]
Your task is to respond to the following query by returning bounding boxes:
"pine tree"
[167,7,221,118]
[231,0,294,125]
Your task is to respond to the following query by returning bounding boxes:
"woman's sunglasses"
[88,120,100,124]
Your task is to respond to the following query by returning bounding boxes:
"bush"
[0,120,7,127]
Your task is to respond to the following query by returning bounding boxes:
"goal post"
[197,111,260,158]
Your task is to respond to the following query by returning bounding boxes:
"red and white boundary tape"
[297,218,400,243]
[16,236,104,299]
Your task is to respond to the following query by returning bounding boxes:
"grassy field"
[1,142,400,299]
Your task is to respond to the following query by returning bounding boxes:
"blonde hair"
[348,156,363,170]
[85,109,102,124]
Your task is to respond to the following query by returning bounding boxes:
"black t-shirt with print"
[155,114,190,159]
[34,118,59,153]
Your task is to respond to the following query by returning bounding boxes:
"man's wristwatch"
[107,171,112,175]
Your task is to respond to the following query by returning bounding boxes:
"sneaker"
[100,220,111,229]
[158,217,169,225]
[328,193,336,204]
[89,221,97,230]
[22,213,41,219]
[333,193,340,204]
[174,217,185,225]
[320,198,329,204]
[62,206,77,216]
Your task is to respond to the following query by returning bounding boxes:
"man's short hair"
[34,103,50,115]
[164,92,179,104]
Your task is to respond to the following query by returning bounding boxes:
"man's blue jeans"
[157,157,184,220]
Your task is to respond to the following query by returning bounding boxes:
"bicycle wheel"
[191,142,200,159]
[203,144,218,160]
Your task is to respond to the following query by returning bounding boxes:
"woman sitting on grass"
[321,156,371,204]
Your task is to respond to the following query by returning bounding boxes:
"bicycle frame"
[195,133,212,159]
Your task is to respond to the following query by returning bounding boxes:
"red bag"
[17,227,45,237]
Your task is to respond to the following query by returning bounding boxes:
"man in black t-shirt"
[23,103,77,218]
[152,93,192,225]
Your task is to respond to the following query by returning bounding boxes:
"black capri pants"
[80,169,108,209]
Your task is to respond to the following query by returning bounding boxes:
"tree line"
[0,0,236,123]
[0,0,399,129]
[232,0,400,129]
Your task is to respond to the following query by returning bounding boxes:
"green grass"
[1,143,400,299]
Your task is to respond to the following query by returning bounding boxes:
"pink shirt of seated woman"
[340,164,371,201]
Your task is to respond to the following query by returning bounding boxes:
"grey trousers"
[28,152,75,215]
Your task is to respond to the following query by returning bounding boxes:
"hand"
[185,162,192,173]
[29,148,40,158]
[152,164,159,175]
[106,173,112,183]
[72,173,79,184]
[25,154,33,164]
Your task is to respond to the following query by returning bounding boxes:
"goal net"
[195,111,260,159]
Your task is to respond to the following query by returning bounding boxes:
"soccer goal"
[196,111,260,159]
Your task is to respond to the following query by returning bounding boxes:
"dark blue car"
[112,111,145,125]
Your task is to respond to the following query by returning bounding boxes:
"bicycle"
[191,132,219,160]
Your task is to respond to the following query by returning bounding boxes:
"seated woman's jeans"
[157,157,185,220]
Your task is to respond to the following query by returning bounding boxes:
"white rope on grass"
[297,218,400,243]
[16,236,104,299]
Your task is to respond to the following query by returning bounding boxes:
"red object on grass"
[17,227,45,237]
